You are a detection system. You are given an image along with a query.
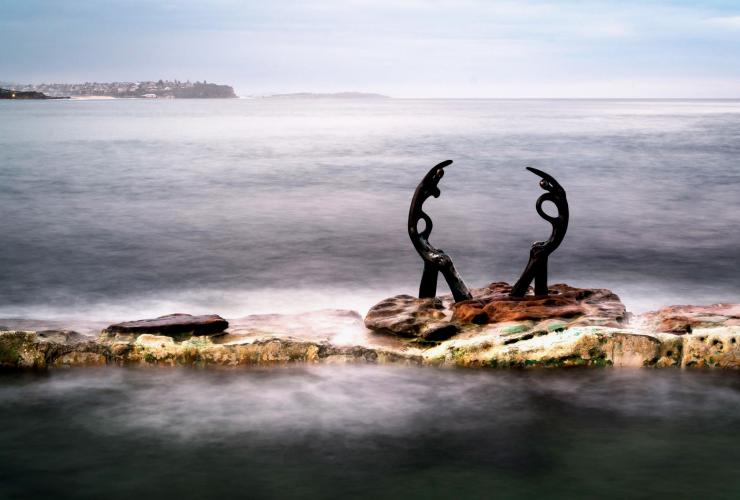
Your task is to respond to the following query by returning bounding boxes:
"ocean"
[1,98,739,322]
[1,366,740,499]
[2,98,740,499]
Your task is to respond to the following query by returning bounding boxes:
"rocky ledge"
[1,285,739,370]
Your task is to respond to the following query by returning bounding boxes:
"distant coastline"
[0,84,394,101]
[0,80,236,99]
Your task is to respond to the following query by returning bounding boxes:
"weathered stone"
[2,302,740,370]
[680,327,740,368]
[52,351,107,367]
[424,327,686,369]
[456,283,626,325]
[365,283,626,342]
[0,330,106,369]
[0,331,47,368]
[36,330,88,344]
[642,304,740,334]
[109,332,420,367]
[363,295,459,340]
[103,314,228,338]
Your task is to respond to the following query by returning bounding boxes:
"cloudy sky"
[2,0,740,97]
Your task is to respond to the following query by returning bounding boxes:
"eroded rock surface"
[363,295,459,341]
[454,283,626,326]
[103,314,228,339]
[365,283,626,342]
[0,330,107,369]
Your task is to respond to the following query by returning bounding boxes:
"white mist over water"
[3,367,739,441]
[0,286,389,326]
[0,98,739,322]
[2,367,740,499]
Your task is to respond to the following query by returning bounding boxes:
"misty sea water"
[1,98,739,320]
[1,98,740,499]
[1,367,740,499]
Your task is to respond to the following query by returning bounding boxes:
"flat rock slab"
[365,282,627,341]
[103,314,228,338]
[641,304,740,334]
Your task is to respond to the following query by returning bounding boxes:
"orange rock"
[453,283,625,326]
[365,283,627,341]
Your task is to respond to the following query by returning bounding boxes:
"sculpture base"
[364,282,627,342]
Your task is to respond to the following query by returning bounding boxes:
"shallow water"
[1,98,739,322]
[1,366,739,499]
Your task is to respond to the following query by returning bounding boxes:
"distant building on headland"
[1,80,237,99]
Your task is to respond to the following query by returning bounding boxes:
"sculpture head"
[409,160,453,243]
[419,160,450,200]
[527,166,566,197]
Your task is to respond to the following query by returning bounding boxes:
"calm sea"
[1,367,740,499]
[1,98,739,321]
[2,99,740,499]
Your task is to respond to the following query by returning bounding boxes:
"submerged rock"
[103,314,228,339]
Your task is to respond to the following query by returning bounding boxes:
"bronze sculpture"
[510,167,569,297]
[408,160,472,302]
[407,162,568,301]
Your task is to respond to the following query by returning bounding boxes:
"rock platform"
[1,284,739,370]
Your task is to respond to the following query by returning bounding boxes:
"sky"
[1,0,740,97]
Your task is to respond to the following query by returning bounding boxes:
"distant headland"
[0,88,69,100]
[0,80,237,99]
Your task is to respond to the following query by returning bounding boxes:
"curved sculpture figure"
[408,160,472,302]
[510,167,569,297]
